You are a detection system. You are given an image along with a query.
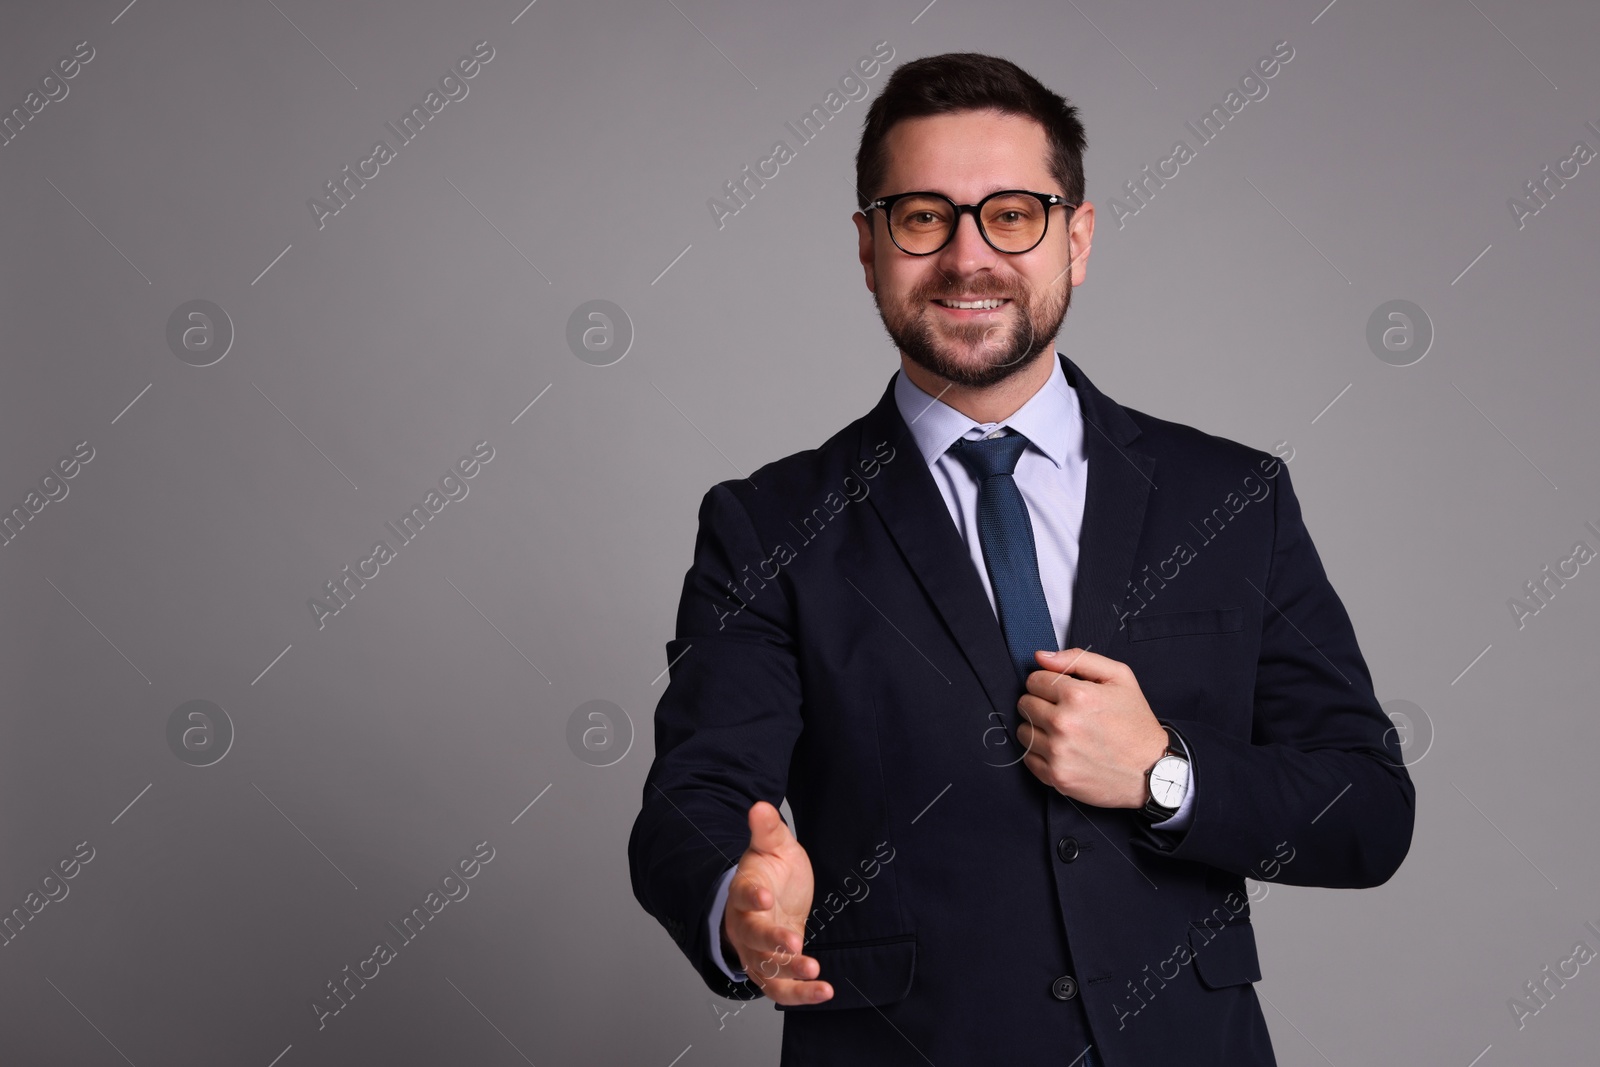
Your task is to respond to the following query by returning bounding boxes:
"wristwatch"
[1141,724,1191,822]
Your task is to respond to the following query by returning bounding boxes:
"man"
[628,52,1414,1066]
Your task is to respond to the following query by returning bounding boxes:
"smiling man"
[629,52,1414,1066]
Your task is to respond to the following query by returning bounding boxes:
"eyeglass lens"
[887,193,1050,254]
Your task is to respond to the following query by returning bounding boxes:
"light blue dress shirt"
[707,353,1195,983]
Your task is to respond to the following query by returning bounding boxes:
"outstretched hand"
[723,800,833,1005]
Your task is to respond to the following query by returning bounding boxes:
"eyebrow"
[916,184,1034,198]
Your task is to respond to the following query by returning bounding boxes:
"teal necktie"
[948,431,1058,685]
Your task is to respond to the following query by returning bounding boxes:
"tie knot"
[949,431,1030,480]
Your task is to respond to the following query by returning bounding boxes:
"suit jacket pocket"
[1129,607,1244,641]
[1187,920,1262,989]
[775,933,916,1011]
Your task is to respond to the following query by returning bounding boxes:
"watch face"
[1149,755,1189,808]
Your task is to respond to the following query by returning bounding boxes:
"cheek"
[881,264,928,303]
[1020,265,1067,303]
[1024,246,1067,285]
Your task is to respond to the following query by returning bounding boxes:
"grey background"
[1,0,1596,1063]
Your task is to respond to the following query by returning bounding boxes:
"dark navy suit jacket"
[628,354,1415,1065]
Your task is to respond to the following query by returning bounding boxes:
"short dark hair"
[854,52,1087,213]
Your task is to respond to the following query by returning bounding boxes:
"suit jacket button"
[1052,975,1079,1000]
[1056,836,1080,863]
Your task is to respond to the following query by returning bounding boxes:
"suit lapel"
[1061,356,1158,657]
[858,353,1157,723]
[857,371,1015,720]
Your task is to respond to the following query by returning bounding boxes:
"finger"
[729,917,817,978]
[751,973,835,1006]
[731,916,804,960]
[1027,661,1087,698]
[1036,647,1121,684]
[746,799,793,855]
[1016,693,1055,727]
[739,940,823,982]
[1021,671,1048,698]
[1013,717,1042,758]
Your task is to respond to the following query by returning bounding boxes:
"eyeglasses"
[865,189,1078,256]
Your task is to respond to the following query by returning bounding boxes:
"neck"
[900,347,1056,425]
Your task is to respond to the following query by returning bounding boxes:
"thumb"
[747,799,792,855]
[1037,647,1118,683]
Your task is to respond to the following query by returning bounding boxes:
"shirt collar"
[893,352,1081,470]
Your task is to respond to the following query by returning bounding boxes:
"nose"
[936,207,1003,277]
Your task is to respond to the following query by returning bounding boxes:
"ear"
[1065,201,1094,287]
[853,210,877,294]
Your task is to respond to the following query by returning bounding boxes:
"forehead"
[878,109,1054,198]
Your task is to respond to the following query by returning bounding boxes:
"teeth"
[937,298,1006,309]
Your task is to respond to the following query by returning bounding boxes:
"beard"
[875,268,1072,390]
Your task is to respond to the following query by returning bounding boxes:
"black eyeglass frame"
[865,189,1079,256]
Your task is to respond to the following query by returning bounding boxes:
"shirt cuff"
[1149,726,1196,831]
[708,864,748,983]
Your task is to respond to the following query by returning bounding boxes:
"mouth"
[931,297,1011,318]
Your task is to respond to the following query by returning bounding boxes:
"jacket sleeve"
[1133,462,1416,887]
[627,481,804,999]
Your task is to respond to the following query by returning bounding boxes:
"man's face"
[853,109,1093,390]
